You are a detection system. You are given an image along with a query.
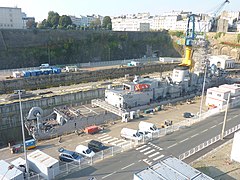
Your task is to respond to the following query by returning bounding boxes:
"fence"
[28,140,138,180]
[178,123,240,161]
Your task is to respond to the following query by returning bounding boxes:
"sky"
[0,0,239,22]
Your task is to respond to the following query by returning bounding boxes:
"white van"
[120,128,142,141]
[75,145,95,158]
[138,121,159,133]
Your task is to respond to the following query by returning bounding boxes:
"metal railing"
[179,123,240,161]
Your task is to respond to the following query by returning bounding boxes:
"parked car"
[88,140,108,152]
[75,145,95,158]
[183,112,194,118]
[58,147,83,163]
[137,130,153,139]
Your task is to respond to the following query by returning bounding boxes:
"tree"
[38,19,51,29]
[47,11,60,27]
[59,15,72,28]
[102,16,112,30]
[26,19,37,29]
[89,18,101,30]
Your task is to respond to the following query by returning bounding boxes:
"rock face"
[0,30,181,69]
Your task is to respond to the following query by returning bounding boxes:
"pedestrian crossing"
[136,142,165,165]
[95,133,130,147]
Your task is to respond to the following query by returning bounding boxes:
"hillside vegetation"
[0,30,182,69]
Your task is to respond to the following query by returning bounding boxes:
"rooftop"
[134,156,214,180]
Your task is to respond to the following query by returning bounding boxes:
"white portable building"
[27,150,59,180]
[0,160,24,180]
[209,55,235,69]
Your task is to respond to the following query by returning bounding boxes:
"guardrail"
[179,123,240,161]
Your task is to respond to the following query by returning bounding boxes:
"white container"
[120,128,142,141]
[27,150,59,180]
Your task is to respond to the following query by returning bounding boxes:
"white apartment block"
[0,7,24,29]
[221,11,240,26]
[112,11,212,32]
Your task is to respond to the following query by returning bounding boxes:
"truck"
[138,121,159,133]
[127,61,142,67]
[120,128,142,141]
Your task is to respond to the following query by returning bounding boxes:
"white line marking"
[100,136,112,141]
[149,152,160,158]
[191,134,198,138]
[179,138,189,143]
[121,163,135,170]
[111,139,125,145]
[219,122,223,125]
[102,171,117,179]
[233,115,238,118]
[117,141,129,146]
[167,143,177,149]
[84,139,92,142]
[210,125,217,129]
[202,129,208,133]
[140,147,151,153]
[98,134,109,139]
[153,155,164,161]
[144,149,155,155]
[138,159,142,162]
[136,145,147,150]
[102,138,118,143]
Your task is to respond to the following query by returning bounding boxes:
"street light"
[221,92,231,140]
[14,90,29,176]
[199,63,207,119]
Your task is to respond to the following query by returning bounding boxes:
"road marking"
[117,141,129,147]
[84,139,92,142]
[138,159,142,162]
[140,147,151,153]
[100,136,112,141]
[136,145,147,150]
[233,115,238,118]
[202,129,208,133]
[102,171,117,179]
[98,134,109,139]
[102,137,118,143]
[148,152,160,158]
[179,138,189,143]
[144,149,155,155]
[153,155,164,161]
[219,122,223,125]
[111,139,124,145]
[210,125,217,129]
[167,143,177,149]
[191,134,198,138]
[121,163,135,170]
[143,159,152,165]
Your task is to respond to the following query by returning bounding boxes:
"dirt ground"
[192,141,240,180]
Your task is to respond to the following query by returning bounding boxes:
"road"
[61,107,240,180]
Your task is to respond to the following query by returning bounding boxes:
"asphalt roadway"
[60,107,240,180]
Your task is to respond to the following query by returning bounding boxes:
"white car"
[75,145,95,158]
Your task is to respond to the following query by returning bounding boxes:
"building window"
[10,19,12,22]
[208,92,212,95]
[217,94,221,97]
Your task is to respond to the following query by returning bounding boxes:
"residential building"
[0,7,24,29]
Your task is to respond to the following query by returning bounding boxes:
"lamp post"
[15,90,29,176]
[199,63,207,119]
[221,92,231,140]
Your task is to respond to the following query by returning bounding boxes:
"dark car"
[58,147,84,163]
[88,140,108,152]
[183,112,194,118]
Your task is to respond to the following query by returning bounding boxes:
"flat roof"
[0,160,23,179]
[134,156,213,180]
[219,84,240,90]
[207,87,230,94]
[28,150,58,167]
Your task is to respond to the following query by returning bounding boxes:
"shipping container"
[84,125,100,134]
